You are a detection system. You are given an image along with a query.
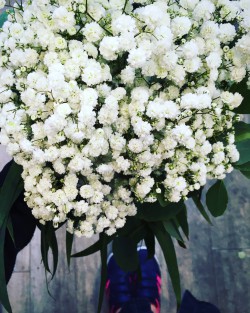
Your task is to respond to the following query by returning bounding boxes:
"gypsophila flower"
[0,0,249,237]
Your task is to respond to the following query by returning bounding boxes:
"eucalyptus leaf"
[206,180,228,217]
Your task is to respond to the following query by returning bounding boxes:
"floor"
[0,146,250,313]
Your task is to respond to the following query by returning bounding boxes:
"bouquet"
[0,0,249,312]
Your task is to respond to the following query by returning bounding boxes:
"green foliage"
[0,11,8,28]
[40,222,58,279]
[234,121,250,142]
[176,206,189,239]
[192,194,212,224]
[231,79,250,114]
[71,236,114,258]
[206,180,228,217]
[236,139,250,165]
[149,222,181,308]
[234,162,250,179]
[66,231,74,267]
[163,220,184,243]
[136,200,185,222]
[144,229,155,259]
[113,236,139,271]
[0,162,23,313]
[97,234,108,313]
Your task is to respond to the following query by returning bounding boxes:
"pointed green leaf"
[192,195,212,224]
[0,220,12,313]
[234,162,250,179]
[234,121,250,142]
[0,11,8,28]
[144,228,155,259]
[206,180,228,217]
[149,222,181,307]
[231,79,250,114]
[163,220,184,243]
[40,226,51,274]
[0,162,23,313]
[236,139,250,165]
[40,223,58,279]
[113,235,139,272]
[176,206,189,239]
[48,227,58,279]
[136,201,185,222]
[71,235,114,258]
[66,231,74,267]
[97,234,108,313]
[7,217,15,245]
[157,192,169,207]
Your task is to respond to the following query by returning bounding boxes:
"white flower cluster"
[0,0,249,237]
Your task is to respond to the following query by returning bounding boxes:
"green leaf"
[97,234,108,313]
[136,201,185,222]
[176,206,189,239]
[0,11,8,28]
[7,217,15,245]
[0,162,23,228]
[234,162,250,179]
[113,235,139,272]
[234,121,250,142]
[231,79,250,114]
[163,220,184,243]
[157,192,169,207]
[71,236,114,258]
[40,223,58,279]
[149,222,181,308]
[144,228,155,259]
[192,195,212,224]
[66,231,74,267]
[236,139,250,165]
[40,226,51,274]
[49,227,58,279]
[0,220,12,313]
[206,180,228,217]
[0,162,23,313]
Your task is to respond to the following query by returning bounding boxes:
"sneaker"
[106,247,162,313]
[106,253,132,313]
[135,247,161,313]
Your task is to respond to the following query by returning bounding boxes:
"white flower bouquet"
[0,0,249,311]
